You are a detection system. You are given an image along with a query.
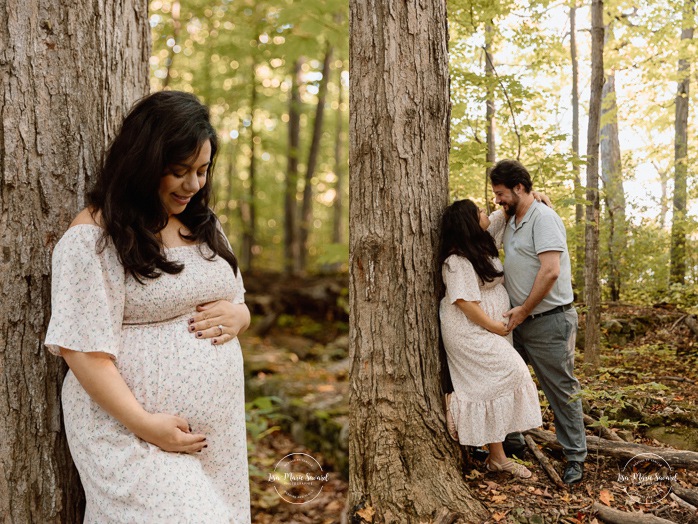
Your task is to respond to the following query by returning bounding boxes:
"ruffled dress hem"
[450,380,543,447]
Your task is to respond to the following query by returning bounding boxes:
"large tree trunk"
[670,0,695,285]
[0,1,149,521]
[584,0,604,369]
[349,1,488,521]
[599,25,627,302]
[299,46,333,273]
[570,3,585,298]
[284,58,303,275]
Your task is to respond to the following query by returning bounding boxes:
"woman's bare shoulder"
[69,208,104,229]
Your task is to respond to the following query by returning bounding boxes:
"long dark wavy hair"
[87,90,238,282]
[438,199,503,285]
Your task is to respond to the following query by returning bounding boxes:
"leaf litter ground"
[245,304,698,523]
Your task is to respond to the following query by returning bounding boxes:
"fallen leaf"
[492,511,509,522]
[491,494,507,503]
[466,469,483,480]
[599,489,614,506]
[356,505,375,522]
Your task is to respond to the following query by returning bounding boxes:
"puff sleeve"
[44,226,125,359]
[443,255,481,304]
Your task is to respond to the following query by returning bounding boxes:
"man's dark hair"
[489,159,533,193]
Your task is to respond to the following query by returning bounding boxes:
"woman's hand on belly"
[137,412,208,453]
[188,300,251,346]
[60,348,207,454]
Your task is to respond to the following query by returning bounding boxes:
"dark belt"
[528,303,573,320]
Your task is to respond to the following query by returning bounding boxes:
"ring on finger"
[217,325,223,337]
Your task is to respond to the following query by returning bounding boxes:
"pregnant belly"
[481,285,511,323]
[118,315,244,433]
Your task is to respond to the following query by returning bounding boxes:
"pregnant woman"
[45,91,250,522]
[439,199,542,478]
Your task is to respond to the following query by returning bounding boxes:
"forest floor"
[242,302,698,524]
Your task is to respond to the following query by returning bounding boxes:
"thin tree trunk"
[285,58,303,275]
[0,1,149,520]
[299,46,333,273]
[241,75,258,270]
[599,25,627,302]
[162,0,181,89]
[570,3,585,298]
[658,165,670,230]
[670,0,695,285]
[225,140,238,240]
[584,0,604,369]
[332,62,345,246]
[485,24,496,212]
[349,0,488,520]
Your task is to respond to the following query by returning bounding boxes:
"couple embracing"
[440,160,586,485]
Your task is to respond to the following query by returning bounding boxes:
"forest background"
[149,0,697,309]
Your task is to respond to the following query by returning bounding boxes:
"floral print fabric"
[45,224,250,523]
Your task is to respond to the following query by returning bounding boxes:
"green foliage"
[448,0,698,304]
[246,395,287,483]
[149,0,349,272]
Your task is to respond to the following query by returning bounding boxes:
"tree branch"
[482,47,521,160]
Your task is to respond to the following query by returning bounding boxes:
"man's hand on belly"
[504,305,529,331]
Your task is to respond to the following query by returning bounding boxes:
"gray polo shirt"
[502,200,573,315]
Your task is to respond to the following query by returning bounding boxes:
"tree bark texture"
[670,0,695,285]
[570,4,585,298]
[0,1,149,521]
[584,0,604,369]
[349,1,488,521]
[284,58,303,275]
[299,46,333,273]
[599,26,627,302]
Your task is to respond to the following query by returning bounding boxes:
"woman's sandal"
[486,458,532,479]
[444,393,459,441]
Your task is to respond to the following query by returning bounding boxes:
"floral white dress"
[45,224,250,523]
[440,211,542,446]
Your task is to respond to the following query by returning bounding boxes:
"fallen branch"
[670,492,696,512]
[524,434,566,489]
[671,482,698,506]
[583,414,625,442]
[592,502,675,524]
[670,314,687,331]
[526,428,698,469]
[652,375,695,385]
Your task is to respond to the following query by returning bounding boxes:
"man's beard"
[503,196,519,216]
